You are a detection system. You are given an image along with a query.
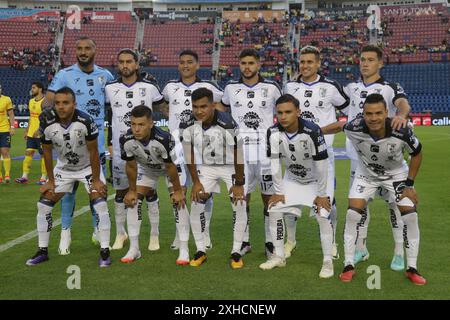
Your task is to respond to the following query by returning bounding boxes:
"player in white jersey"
[283,46,349,259]
[120,105,190,264]
[221,49,282,257]
[26,87,111,267]
[105,49,165,252]
[180,88,247,269]
[340,45,411,270]
[323,94,426,285]
[260,94,334,278]
[162,50,223,251]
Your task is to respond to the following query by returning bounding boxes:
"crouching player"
[26,87,111,267]
[120,105,190,265]
[260,94,334,279]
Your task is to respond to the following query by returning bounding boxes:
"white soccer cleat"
[319,260,334,278]
[111,233,128,250]
[120,248,141,263]
[284,240,297,259]
[58,228,71,255]
[148,235,160,251]
[259,255,286,270]
[332,243,339,260]
[176,249,190,265]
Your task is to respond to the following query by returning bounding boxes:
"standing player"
[260,94,334,278]
[15,82,48,185]
[181,88,247,269]
[0,84,14,184]
[162,49,223,250]
[26,87,111,267]
[120,105,190,264]
[105,48,165,251]
[341,45,411,270]
[284,46,349,259]
[221,49,282,257]
[323,94,425,285]
[44,36,114,254]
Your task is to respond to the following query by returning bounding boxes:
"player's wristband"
[405,178,414,187]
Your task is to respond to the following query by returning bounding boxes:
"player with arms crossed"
[26,87,112,267]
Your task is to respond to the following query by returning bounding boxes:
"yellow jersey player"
[15,82,48,184]
[0,84,15,184]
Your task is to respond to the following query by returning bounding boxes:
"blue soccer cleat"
[99,248,111,268]
[390,254,405,271]
[26,249,49,266]
[353,249,370,265]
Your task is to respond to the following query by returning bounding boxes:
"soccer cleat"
[0,177,3,183]
[120,248,141,263]
[148,235,160,251]
[332,243,340,260]
[15,177,28,184]
[190,251,207,267]
[58,228,71,255]
[176,250,190,265]
[339,265,356,282]
[111,233,128,250]
[99,248,111,267]
[353,248,370,264]
[259,255,286,270]
[239,241,252,256]
[284,240,297,259]
[230,252,244,269]
[319,260,334,279]
[390,254,405,271]
[265,242,274,259]
[36,178,47,185]
[406,267,427,285]
[26,249,49,266]
[4,176,10,184]
[170,237,180,250]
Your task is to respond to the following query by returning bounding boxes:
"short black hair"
[239,48,260,60]
[118,48,139,62]
[76,36,96,48]
[276,94,300,109]
[191,87,213,103]
[131,105,153,119]
[32,81,44,90]
[363,93,387,109]
[361,45,383,60]
[55,87,76,102]
[179,49,199,62]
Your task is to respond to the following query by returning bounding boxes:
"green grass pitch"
[0,127,449,299]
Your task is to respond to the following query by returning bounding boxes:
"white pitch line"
[0,194,115,253]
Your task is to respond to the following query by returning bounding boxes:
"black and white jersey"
[162,77,223,133]
[267,118,328,186]
[105,75,164,159]
[180,110,239,166]
[39,109,99,172]
[284,74,349,147]
[344,117,421,179]
[120,126,175,172]
[222,76,282,162]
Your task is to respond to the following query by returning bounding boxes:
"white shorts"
[350,159,391,202]
[245,159,275,195]
[112,156,129,190]
[349,169,414,207]
[136,164,186,190]
[54,166,106,194]
[197,165,247,195]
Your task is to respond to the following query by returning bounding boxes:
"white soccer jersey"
[40,109,99,172]
[284,74,349,147]
[222,76,282,162]
[162,77,223,134]
[267,118,328,191]
[120,126,175,173]
[344,117,421,180]
[105,75,164,158]
[180,110,239,166]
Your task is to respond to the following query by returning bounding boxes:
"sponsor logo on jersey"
[89,89,95,96]
[288,164,310,178]
[75,89,84,96]
[126,91,133,99]
[371,154,378,161]
[234,101,242,108]
[119,111,132,126]
[288,144,295,151]
[86,79,94,87]
[304,100,310,108]
[65,151,80,165]
[239,112,262,129]
[360,91,368,98]
[184,99,190,106]
[184,90,192,97]
[234,89,242,95]
[370,145,380,153]
[127,101,133,108]
[304,90,313,98]
[247,91,255,98]
[86,99,101,118]
[172,99,180,105]
[247,101,254,108]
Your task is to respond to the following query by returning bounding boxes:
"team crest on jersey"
[304,90,313,98]
[261,88,268,98]
[387,143,396,153]
[239,112,262,130]
[98,76,105,85]
[299,140,308,149]
[74,129,83,138]
[139,88,146,97]
[261,101,267,107]
[151,146,162,156]
[247,91,255,98]
[319,88,327,98]
[356,185,365,193]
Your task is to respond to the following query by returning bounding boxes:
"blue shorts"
[26,137,42,154]
[0,132,11,148]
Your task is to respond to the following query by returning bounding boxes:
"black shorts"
[0,132,11,148]
[26,137,43,154]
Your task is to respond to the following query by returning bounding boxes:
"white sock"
[190,201,206,252]
[204,196,213,238]
[356,207,370,251]
[264,209,272,244]
[389,202,404,256]
[344,208,364,266]
[174,204,190,242]
[284,214,297,244]
[23,172,29,179]
[231,200,247,254]
[147,195,159,237]
[242,205,250,242]
[127,198,143,251]
[402,211,420,269]
[317,215,333,261]
[114,198,127,235]
[37,200,54,248]
[269,211,284,258]
[330,202,337,244]
[92,199,111,249]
